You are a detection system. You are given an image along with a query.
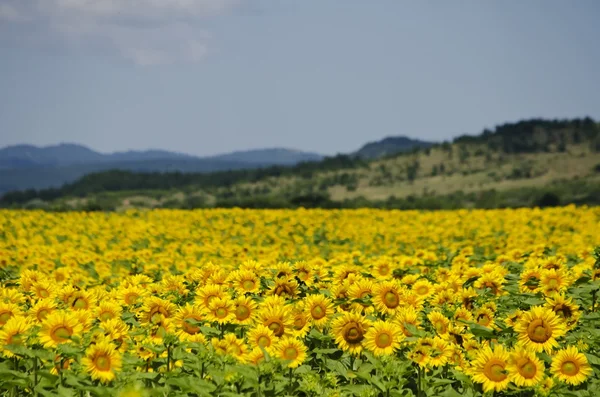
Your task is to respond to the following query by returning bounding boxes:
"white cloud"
[2,0,241,64]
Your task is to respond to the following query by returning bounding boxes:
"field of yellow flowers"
[1,207,600,396]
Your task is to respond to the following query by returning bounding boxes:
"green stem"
[33,356,38,395]
[167,345,171,372]
[288,367,293,395]
[592,290,597,312]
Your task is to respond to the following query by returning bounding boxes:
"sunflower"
[371,257,395,279]
[474,272,505,295]
[373,281,404,315]
[160,275,188,296]
[233,296,257,325]
[245,347,268,366]
[412,279,433,299]
[454,307,473,323]
[230,270,261,295]
[506,348,544,387]
[119,285,148,306]
[224,333,249,362]
[428,337,453,367]
[430,290,457,306]
[291,305,311,338]
[363,320,403,356]
[514,306,566,353]
[0,316,31,357]
[539,269,569,295]
[0,302,22,326]
[29,299,57,323]
[205,297,236,325]
[139,296,177,325]
[275,337,307,368]
[428,311,450,335]
[258,305,293,338]
[173,304,205,340]
[39,311,83,348]
[304,295,334,328]
[474,307,495,328]
[331,312,371,355]
[195,284,228,310]
[395,307,422,337]
[82,340,122,383]
[550,346,592,385]
[30,280,57,300]
[0,289,24,305]
[470,344,511,393]
[269,277,299,299]
[294,261,315,285]
[460,288,478,310]
[247,324,276,350]
[545,293,580,330]
[99,318,130,352]
[504,309,524,328]
[519,268,542,293]
[96,301,123,323]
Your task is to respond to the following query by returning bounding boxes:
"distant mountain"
[0,143,323,193]
[354,136,434,159]
[208,148,323,165]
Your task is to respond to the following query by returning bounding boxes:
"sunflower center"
[257,335,271,347]
[37,309,50,321]
[517,359,537,379]
[216,307,228,318]
[484,361,507,382]
[561,361,579,376]
[242,280,255,290]
[342,322,364,344]
[183,317,201,334]
[298,270,309,280]
[416,286,429,296]
[9,334,23,345]
[375,332,392,348]
[39,289,50,298]
[378,264,390,275]
[236,305,250,321]
[124,293,139,305]
[99,312,114,322]
[477,314,491,327]
[383,291,399,308]
[294,315,307,330]
[150,313,164,324]
[547,278,558,288]
[0,312,12,325]
[52,326,72,342]
[284,347,298,361]
[311,305,326,319]
[527,319,551,343]
[267,320,284,336]
[94,355,111,371]
[72,298,88,310]
[555,304,572,319]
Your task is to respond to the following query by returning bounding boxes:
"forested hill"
[1,117,599,210]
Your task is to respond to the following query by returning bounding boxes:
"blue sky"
[1,1,599,156]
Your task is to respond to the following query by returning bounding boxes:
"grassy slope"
[64,141,600,211]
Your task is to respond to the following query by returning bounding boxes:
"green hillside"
[2,118,600,211]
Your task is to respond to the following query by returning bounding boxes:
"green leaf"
[469,323,495,339]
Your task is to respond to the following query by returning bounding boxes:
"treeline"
[453,117,600,153]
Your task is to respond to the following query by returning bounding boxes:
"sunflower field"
[1,207,600,396]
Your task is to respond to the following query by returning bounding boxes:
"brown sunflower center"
[527,319,551,343]
[517,359,537,379]
[561,361,579,376]
[298,270,309,280]
[375,332,392,348]
[294,315,307,330]
[383,291,400,308]
[284,346,298,360]
[547,278,559,289]
[311,305,326,319]
[378,264,390,275]
[267,319,284,336]
[37,309,50,321]
[484,361,507,382]
[555,304,572,319]
[342,321,364,344]
[94,355,111,371]
[416,286,429,296]
[52,326,72,342]
[236,305,250,321]
[183,316,201,334]
[124,293,140,305]
[9,334,23,345]
[39,289,50,298]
